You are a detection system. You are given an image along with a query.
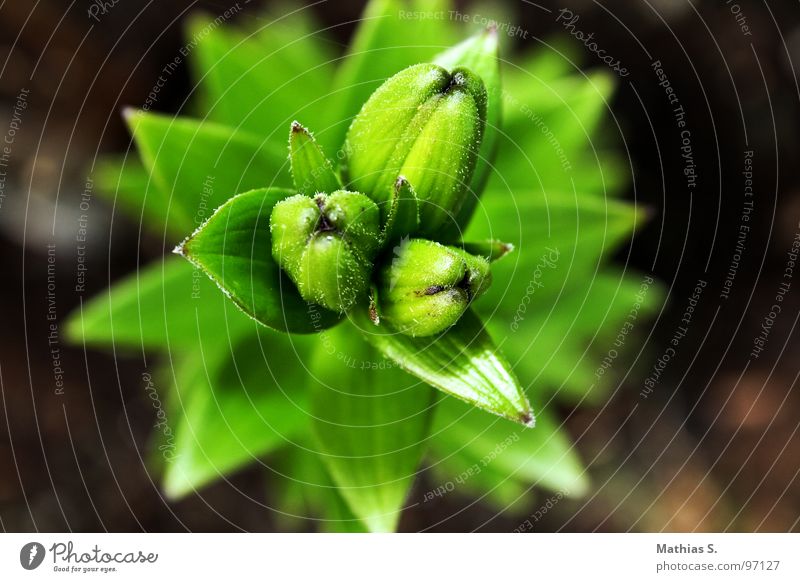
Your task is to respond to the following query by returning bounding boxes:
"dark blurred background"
[0,0,798,532]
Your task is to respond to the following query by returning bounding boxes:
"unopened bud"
[377,239,491,336]
[344,63,487,236]
[270,191,380,312]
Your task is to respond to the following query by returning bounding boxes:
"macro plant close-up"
[62,0,658,532]
[4,0,800,555]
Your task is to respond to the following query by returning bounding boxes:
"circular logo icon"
[20,542,45,570]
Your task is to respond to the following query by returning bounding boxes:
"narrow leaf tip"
[520,410,536,428]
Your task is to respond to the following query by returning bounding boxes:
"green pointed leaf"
[381,176,419,243]
[357,309,533,425]
[434,26,501,232]
[271,445,368,533]
[461,239,514,263]
[321,0,458,153]
[187,11,334,140]
[310,323,435,532]
[289,122,342,195]
[64,257,253,350]
[125,110,290,235]
[432,397,589,498]
[177,187,341,334]
[163,332,314,499]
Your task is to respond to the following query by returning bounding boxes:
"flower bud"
[270,191,380,313]
[377,239,491,337]
[344,63,487,236]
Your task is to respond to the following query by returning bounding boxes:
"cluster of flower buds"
[269,62,494,336]
[270,191,380,313]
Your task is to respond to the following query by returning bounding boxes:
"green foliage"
[163,332,315,498]
[309,323,435,532]
[66,0,663,532]
[176,187,341,333]
[354,309,532,424]
[125,110,290,236]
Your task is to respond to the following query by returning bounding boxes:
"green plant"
[67,0,663,532]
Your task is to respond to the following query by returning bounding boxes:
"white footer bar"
[1,533,797,580]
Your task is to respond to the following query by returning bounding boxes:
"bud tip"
[368,301,380,325]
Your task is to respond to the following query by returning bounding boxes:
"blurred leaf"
[310,323,435,532]
[468,190,644,313]
[508,72,614,171]
[490,272,665,402]
[432,397,589,498]
[289,122,341,194]
[187,10,334,140]
[125,110,290,235]
[321,0,458,153]
[93,158,173,233]
[163,331,314,499]
[358,309,533,425]
[65,257,252,350]
[496,65,622,199]
[516,43,581,82]
[177,187,341,334]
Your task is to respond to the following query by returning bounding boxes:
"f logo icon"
[20,542,45,570]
